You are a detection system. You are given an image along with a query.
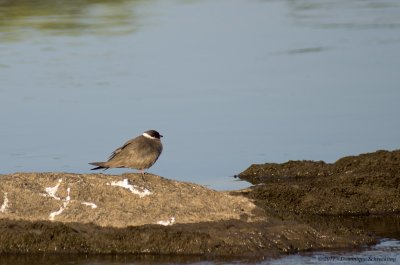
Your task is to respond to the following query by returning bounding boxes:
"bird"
[89,129,163,179]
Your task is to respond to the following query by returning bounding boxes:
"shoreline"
[1,149,399,258]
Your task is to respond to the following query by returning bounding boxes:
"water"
[1,0,400,190]
[1,0,400,262]
[264,239,400,265]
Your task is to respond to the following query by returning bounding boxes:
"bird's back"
[108,135,163,170]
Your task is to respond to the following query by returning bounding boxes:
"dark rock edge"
[237,149,400,246]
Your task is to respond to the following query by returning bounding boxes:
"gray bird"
[89,130,163,178]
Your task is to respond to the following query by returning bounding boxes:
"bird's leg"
[140,170,146,182]
[140,170,150,190]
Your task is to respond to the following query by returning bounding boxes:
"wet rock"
[238,149,400,240]
[0,218,371,256]
[239,150,400,216]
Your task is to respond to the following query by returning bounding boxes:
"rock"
[239,150,400,216]
[0,173,258,227]
[238,149,400,240]
[0,172,373,256]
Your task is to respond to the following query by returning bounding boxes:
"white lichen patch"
[44,179,63,200]
[49,187,71,221]
[81,202,98,209]
[108,178,152,198]
[0,192,9,213]
[157,217,175,226]
[65,187,71,201]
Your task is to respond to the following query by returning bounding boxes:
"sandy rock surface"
[0,173,259,227]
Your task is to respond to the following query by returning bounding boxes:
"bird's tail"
[89,162,109,170]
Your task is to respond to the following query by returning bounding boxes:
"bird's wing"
[108,137,138,161]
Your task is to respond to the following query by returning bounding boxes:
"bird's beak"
[160,135,163,138]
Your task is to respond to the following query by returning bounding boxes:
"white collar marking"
[143,132,156,139]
